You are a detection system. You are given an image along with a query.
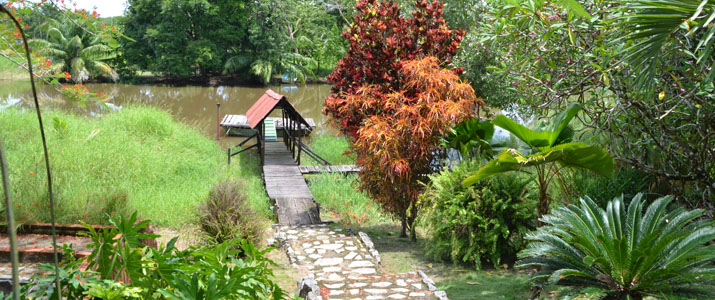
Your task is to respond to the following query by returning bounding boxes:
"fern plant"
[420,159,537,269]
[518,193,715,299]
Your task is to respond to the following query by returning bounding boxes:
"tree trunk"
[400,215,408,238]
[536,167,550,220]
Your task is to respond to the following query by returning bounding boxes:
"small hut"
[228,90,313,165]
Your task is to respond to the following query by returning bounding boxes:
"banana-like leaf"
[493,103,582,148]
[47,27,67,46]
[443,118,494,158]
[462,142,613,187]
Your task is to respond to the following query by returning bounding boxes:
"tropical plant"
[28,20,118,83]
[18,213,285,300]
[420,159,537,269]
[518,193,715,299]
[324,0,466,137]
[224,52,315,84]
[619,0,715,91]
[463,104,614,217]
[347,57,481,240]
[442,117,495,159]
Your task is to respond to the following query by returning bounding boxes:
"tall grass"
[307,173,389,225]
[0,106,270,227]
[303,134,354,165]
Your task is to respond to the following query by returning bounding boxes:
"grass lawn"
[0,106,272,227]
[303,134,354,165]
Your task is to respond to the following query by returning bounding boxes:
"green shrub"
[198,180,266,246]
[420,159,537,269]
[518,193,715,299]
[564,166,652,207]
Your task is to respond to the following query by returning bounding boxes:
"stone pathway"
[271,224,448,300]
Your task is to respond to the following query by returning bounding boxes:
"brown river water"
[0,81,338,146]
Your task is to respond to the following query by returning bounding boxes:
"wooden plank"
[275,197,320,226]
[221,115,315,130]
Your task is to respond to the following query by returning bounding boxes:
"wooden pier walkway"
[227,89,358,226]
[263,142,320,226]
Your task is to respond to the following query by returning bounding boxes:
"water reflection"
[0,81,337,140]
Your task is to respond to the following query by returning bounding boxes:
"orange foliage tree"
[341,57,482,240]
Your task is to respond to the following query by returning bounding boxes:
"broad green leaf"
[492,116,552,148]
[549,142,614,179]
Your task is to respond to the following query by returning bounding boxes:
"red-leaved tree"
[346,57,482,240]
[324,0,465,137]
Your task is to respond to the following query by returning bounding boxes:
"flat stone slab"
[273,224,448,299]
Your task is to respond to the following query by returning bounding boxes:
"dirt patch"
[154,225,203,250]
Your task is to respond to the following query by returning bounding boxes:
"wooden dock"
[227,89,363,226]
[221,115,315,136]
[263,142,320,225]
[298,165,361,174]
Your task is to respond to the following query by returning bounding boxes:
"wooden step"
[264,119,278,142]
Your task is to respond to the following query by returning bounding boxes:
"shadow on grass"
[341,222,533,299]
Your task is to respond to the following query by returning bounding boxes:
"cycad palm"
[518,194,715,299]
[29,24,118,83]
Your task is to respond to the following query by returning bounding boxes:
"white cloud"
[69,0,128,17]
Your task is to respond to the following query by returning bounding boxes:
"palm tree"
[462,104,614,217]
[29,21,118,83]
[224,52,315,85]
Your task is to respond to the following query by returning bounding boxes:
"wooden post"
[258,122,264,165]
[216,102,221,141]
[297,121,302,165]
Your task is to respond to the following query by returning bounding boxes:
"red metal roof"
[246,89,311,129]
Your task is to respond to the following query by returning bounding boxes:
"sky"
[70,0,128,17]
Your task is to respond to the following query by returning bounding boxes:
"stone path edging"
[271,223,448,300]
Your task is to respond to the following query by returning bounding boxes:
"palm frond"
[66,35,83,56]
[518,193,715,298]
[250,59,273,84]
[79,44,116,61]
[223,54,253,73]
[87,61,119,82]
[46,27,67,46]
[70,57,89,83]
[618,0,715,91]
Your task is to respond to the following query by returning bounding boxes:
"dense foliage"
[468,0,715,206]
[421,159,536,269]
[518,194,715,299]
[28,18,118,83]
[122,0,347,80]
[198,180,266,246]
[324,0,466,137]
[16,214,284,299]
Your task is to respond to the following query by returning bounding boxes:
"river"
[0,81,337,145]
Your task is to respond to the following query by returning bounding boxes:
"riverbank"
[0,106,271,227]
